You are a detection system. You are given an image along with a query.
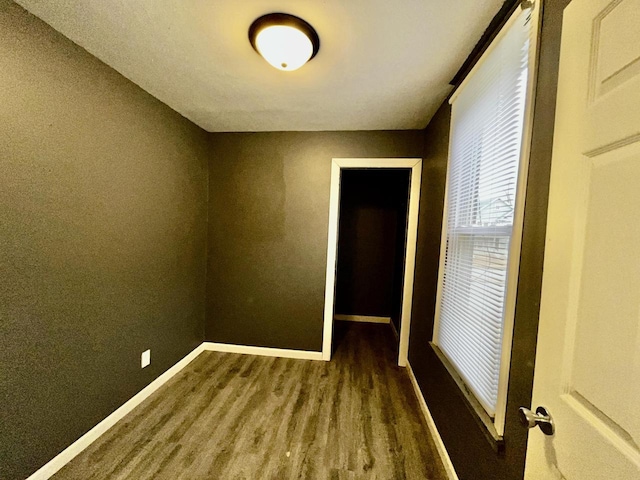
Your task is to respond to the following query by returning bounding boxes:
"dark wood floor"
[53,322,447,479]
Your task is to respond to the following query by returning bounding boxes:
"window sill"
[429,342,505,454]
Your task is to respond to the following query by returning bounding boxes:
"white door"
[524,0,640,478]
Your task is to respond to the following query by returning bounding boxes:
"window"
[432,3,539,436]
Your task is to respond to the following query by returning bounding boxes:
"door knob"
[518,406,555,436]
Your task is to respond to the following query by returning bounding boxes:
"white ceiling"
[16,0,504,132]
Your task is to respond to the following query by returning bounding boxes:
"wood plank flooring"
[53,322,447,479]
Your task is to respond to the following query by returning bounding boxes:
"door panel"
[585,0,640,150]
[572,152,640,439]
[525,0,640,478]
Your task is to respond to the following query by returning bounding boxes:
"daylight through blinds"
[435,7,533,416]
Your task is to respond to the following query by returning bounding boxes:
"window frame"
[432,0,542,438]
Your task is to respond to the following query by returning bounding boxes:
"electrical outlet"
[141,349,151,368]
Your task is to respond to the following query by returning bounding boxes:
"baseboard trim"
[406,361,459,480]
[202,342,324,361]
[334,314,391,324]
[26,343,206,480]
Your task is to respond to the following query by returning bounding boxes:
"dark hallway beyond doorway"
[335,169,411,334]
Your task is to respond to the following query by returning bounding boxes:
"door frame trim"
[322,157,422,365]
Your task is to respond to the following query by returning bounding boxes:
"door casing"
[322,158,422,365]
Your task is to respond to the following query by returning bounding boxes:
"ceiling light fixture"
[249,13,320,72]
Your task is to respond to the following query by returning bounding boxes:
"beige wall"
[0,2,209,478]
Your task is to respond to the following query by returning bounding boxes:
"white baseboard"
[202,342,324,361]
[26,341,323,479]
[334,314,391,324]
[26,343,206,480]
[406,361,459,480]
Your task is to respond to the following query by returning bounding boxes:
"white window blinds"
[434,6,534,417]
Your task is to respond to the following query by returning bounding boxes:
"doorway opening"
[322,158,422,366]
[334,169,410,347]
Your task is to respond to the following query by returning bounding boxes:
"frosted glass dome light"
[249,13,320,72]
